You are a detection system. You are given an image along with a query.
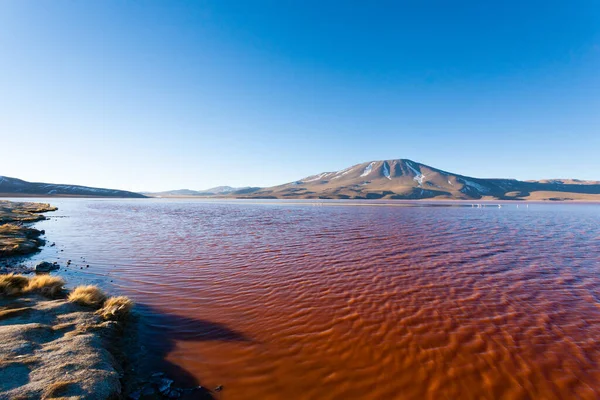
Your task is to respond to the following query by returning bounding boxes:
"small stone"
[158,378,174,394]
[128,389,142,400]
[141,386,155,396]
[167,388,182,398]
[215,385,223,392]
[35,261,59,272]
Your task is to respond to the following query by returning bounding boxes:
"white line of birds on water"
[471,204,529,208]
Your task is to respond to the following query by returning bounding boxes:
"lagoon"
[9,198,600,399]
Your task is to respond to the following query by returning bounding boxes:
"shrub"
[67,285,107,308]
[0,274,29,296]
[25,275,65,298]
[97,296,134,321]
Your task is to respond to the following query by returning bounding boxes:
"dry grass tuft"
[25,275,65,298]
[67,285,107,308]
[64,322,107,338]
[0,355,41,367]
[0,223,21,233]
[42,380,76,399]
[51,322,74,332]
[0,306,32,320]
[0,273,30,296]
[97,296,134,321]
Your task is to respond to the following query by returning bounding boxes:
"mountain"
[0,176,146,198]
[143,186,261,197]
[233,159,600,201]
[201,186,257,195]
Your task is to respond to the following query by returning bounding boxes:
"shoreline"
[3,193,600,203]
[4,196,599,207]
[0,200,213,399]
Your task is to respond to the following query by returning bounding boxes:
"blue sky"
[0,1,599,191]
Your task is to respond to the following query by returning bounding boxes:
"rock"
[167,388,182,398]
[141,386,155,396]
[35,261,59,272]
[128,389,142,400]
[158,378,174,394]
[215,385,223,392]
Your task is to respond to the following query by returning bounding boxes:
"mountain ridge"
[143,186,261,197]
[0,176,146,198]
[229,159,600,201]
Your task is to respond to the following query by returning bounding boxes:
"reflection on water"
[14,198,600,399]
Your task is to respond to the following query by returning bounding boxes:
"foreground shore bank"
[0,274,131,398]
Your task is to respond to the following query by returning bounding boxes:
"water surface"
[12,198,600,399]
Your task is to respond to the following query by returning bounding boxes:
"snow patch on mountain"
[305,172,330,182]
[360,162,376,177]
[382,162,391,180]
[331,165,357,180]
[405,161,425,186]
[459,178,490,194]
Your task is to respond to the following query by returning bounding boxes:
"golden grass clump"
[41,380,76,399]
[0,306,32,320]
[0,274,30,296]
[97,296,134,321]
[0,223,22,233]
[67,285,107,308]
[25,275,65,298]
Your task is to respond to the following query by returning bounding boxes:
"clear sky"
[1,1,599,191]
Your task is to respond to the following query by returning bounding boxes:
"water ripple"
[22,199,600,399]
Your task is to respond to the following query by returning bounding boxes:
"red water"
[23,199,600,399]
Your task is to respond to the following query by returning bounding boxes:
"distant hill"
[233,159,600,201]
[143,186,261,197]
[0,176,146,198]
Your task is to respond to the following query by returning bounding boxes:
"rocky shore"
[0,200,56,259]
[0,280,125,399]
[0,274,212,399]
